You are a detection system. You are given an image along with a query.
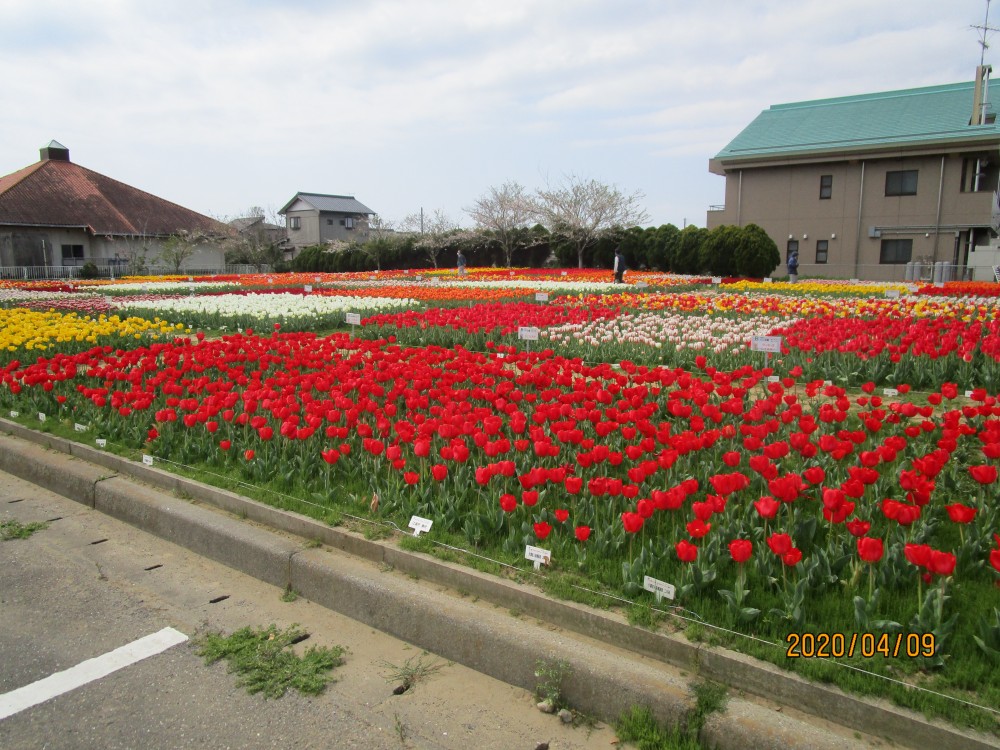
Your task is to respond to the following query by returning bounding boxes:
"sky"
[0,0,994,229]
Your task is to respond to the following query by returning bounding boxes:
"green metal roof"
[714,80,1000,162]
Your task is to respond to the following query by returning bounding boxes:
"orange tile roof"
[0,157,229,237]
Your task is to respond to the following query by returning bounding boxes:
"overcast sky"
[0,1,993,229]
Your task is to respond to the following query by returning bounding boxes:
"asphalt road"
[0,469,619,750]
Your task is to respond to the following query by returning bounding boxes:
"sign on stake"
[408,515,433,536]
[525,545,551,571]
[643,575,676,602]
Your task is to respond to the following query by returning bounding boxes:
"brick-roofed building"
[707,67,1000,280]
[279,191,374,254]
[0,141,231,276]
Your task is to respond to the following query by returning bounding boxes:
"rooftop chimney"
[39,140,69,161]
[972,65,992,125]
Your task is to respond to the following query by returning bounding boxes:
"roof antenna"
[973,0,999,67]
[971,0,1000,125]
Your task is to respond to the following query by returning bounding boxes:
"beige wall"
[708,150,997,280]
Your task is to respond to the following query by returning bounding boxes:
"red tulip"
[969,465,998,485]
[944,503,976,524]
[574,525,591,542]
[243,449,255,461]
[621,512,644,534]
[904,543,932,569]
[728,539,752,564]
[554,509,569,523]
[686,519,711,538]
[846,518,870,537]
[856,536,884,563]
[782,548,803,567]
[533,522,552,540]
[766,532,793,556]
[928,550,956,577]
[219,439,231,451]
[753,496,779,519]
[565,476,583,494]
[522,490,539,506]
[499,493,517,513]
[675,539,698,562]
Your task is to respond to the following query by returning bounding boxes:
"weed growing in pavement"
[380,653,446,693]
[614,705,701,749]
[0,519,48,540]
[280,585,299,603]
[534,658,572,710]
[197,624,344,698]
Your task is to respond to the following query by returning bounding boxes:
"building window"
[815,240,828,264]
[961,157,995,192]
[289,216,301,230]
[880,239,912,264]
[885,170,918,196]
[61,244,84,261]
[327,219,333,225]
[819,175,832,199]
[345,217,354,230]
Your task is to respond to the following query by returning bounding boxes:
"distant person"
[787,249,799,283]
[457,249,467,276]
[613,249,625,283]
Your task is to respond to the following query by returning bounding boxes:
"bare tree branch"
[533,176,648,268]
[465,181,534,267]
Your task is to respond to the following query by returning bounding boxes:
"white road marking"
[0,626,188,721]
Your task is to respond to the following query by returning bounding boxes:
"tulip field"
[1,268,999,730]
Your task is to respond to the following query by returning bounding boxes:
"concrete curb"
[1,421,996,750]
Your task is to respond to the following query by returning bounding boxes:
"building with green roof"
[707,67,1000,280]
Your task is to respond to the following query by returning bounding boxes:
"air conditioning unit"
[868,226,881,238]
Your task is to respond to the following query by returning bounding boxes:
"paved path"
[0,469,619,750]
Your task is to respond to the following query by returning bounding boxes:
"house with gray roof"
[278,192,374,253]
[707,67,1000,280]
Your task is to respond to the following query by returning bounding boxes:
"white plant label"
[711,277,722,284]
[750,335,782,353]
[560,271,567,276]
[965,390,975,398]
[883,388,899,397]
[635,281,648,289]
[525,545,551,570]
[763,277,773,283]
[304,285,313,293]
[96,438,107,448]
[535,292,549,302]
[767,375,780,383]
[142,454,154,466]
[345,313,361,325]
[885,289,900,299]
[9,410,18,418]
[74,423,87,433]
[408,515,433,536]
[37,412,46,422]
[518,326,539,341]
[643,575,676,602]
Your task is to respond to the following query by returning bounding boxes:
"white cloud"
[0,0,988,227]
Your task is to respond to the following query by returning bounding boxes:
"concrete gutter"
[0,421,996,750]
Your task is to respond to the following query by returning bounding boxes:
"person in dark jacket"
[787,249,799,283]
[613,249,625,283]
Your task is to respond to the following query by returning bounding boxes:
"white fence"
[0,264,271,281]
